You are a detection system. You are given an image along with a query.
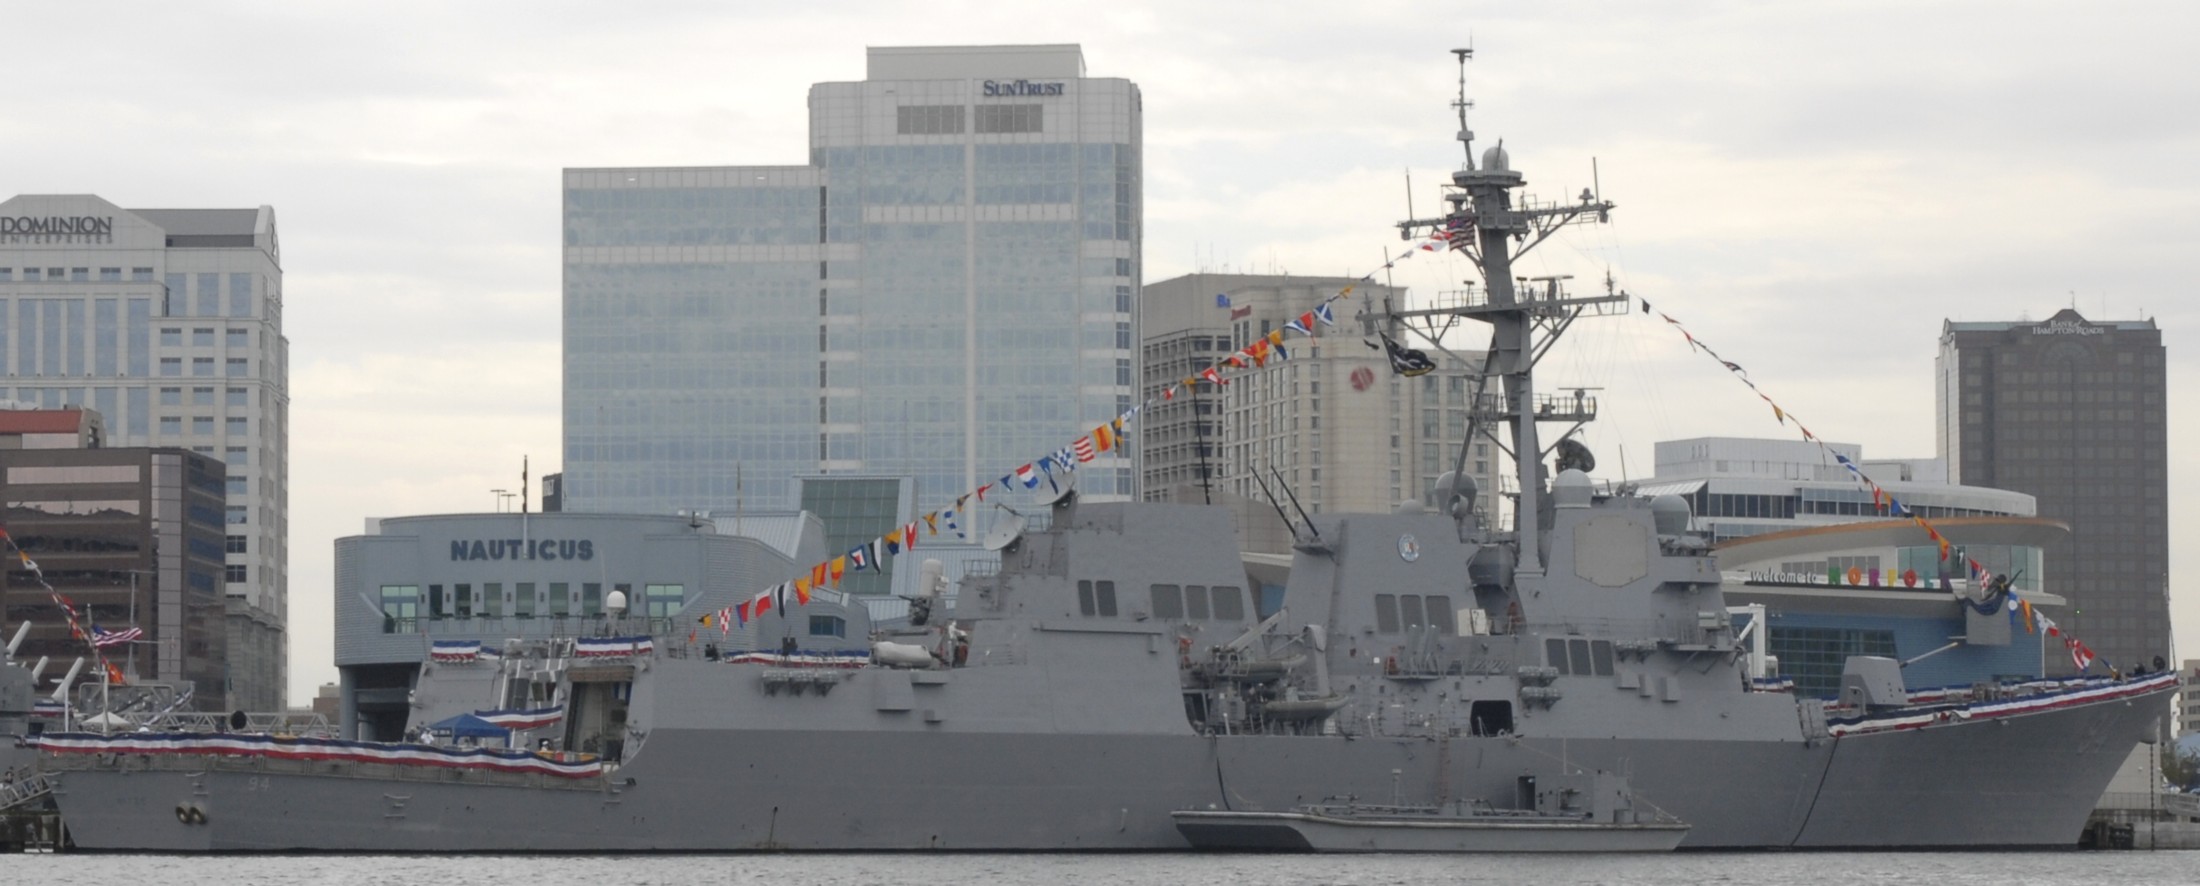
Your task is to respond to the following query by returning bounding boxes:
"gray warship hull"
[45,59,2179,853]
[47,673,2172,851]
[1171,811,1690,853]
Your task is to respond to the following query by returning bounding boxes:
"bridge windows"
[1146,584,1246,621]
[1543,637,1616,677]
[1373,594,1456,635]
[1077,580,1118,617]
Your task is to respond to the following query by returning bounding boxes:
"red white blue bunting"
[33,731,606,778]
[1639,297,2110,673]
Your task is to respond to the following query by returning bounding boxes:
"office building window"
[225,387,247,407]
[191,357,214,376]
[895,104,967,135]
[158,416,182,435]
[159,387,182,406]
[976,104,1043,134]
[159,357,181,377]
[225,534,247,554]
[225,505,247,525]
[192,386,214,405]
[192,328,214,347]
[226,357,248,376]
[160,327,182,346]
[645,583,685,618]
[191,416,213,435]
[224,446,248,466]
[225,564,248,583]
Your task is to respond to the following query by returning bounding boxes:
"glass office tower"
[0,195,289,710]
[565,45,1140,528]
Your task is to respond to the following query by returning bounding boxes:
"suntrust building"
[563,44,1141,533]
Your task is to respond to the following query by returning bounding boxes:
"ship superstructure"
[33,51,2177,852]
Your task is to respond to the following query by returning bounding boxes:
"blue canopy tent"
[427,712,509,744]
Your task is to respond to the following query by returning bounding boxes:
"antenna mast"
[1452,45,1476,169]
[1386,48,1623,572]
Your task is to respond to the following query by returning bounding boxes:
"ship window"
[1184,585,1209,620]
[454,583,473,618]
[1078,580,1096,616]
[1546,638,1569,674]
[1374,595,1400,633]
[1568,639,1593,676]
[1211,586,1244,621]
[1095,581,1118,617]
[1425,596,1455,636]
[1469,700,1513,736]
[1399,595,1426,629]
[1591,640,1616,677]
[1150,584,1183,619]
[808,615,846,638]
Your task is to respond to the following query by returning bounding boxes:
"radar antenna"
[1452,44,1476,169]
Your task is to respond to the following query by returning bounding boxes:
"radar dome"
[1651,494,1693,536]
[1481,144,1511,172]
[1552,469,1593,509]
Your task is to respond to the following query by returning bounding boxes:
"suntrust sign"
[0,215,114,244]
[982,79,1065,97]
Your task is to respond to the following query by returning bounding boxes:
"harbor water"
[7,851,2200,886]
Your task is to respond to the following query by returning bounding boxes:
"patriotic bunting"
[1641,294,2121,675]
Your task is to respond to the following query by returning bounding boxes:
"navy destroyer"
[33,52,2177,852]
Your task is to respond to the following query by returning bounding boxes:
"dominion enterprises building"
[1937,309,2168,676]
[563,45,1142,535]
[0,197,289,709]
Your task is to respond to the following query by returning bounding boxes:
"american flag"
[91,625,142,648]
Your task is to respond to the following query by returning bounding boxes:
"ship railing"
[1516,617,1673,640]
[0,772,53,811]
[140,711,336,737]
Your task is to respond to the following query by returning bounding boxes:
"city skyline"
[2,2,2193,702]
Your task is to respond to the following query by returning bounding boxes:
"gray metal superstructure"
[38,53,2176,852]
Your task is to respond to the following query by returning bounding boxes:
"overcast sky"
[5,1,2196,703]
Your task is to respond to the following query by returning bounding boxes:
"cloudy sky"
[6,1,2195,703]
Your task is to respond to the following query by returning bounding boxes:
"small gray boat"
[1174,772,1689,853]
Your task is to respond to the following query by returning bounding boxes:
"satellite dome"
[605,589,629,614]
[1650,494,1693,536]
[1552,469,1593,509]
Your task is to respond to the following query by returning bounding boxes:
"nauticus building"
[0,196,289,710]
[331,512,816,741]
[563,45,1142,529]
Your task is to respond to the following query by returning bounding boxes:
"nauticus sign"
[0,215,115,244]
[450,538,596,562]
[982,79,1065,97]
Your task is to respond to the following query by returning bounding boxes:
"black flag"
[1366,333,1436,377]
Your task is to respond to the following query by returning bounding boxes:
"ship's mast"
[1392,49,1623,574]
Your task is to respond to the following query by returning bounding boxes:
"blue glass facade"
[564,48,1140,525]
